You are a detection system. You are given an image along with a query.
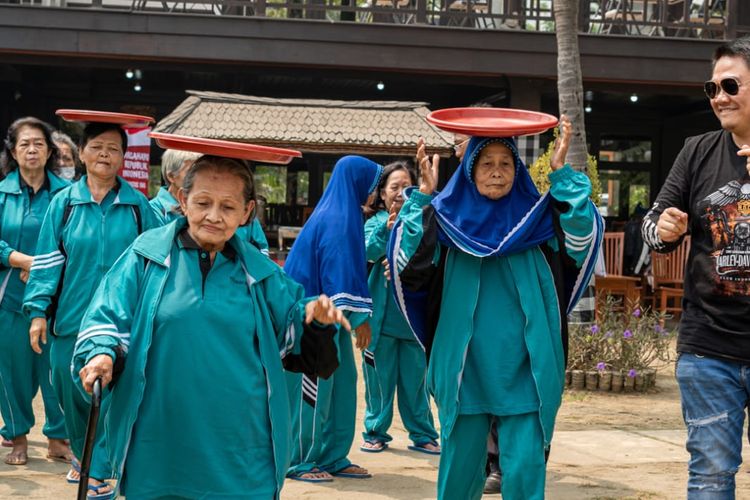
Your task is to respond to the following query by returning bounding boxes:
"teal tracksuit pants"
[0,308,65,441]
[49,334,114,480]
[361,333,437,446]
[288,329,358,475]
[438,412,546,500]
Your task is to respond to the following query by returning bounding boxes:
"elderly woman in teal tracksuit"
[387,117,602,500]
[360,161,439,455]
[150,148,270,253]
[284,155,382,482]
[0,117,70,466]
[73,152,346,499]
[23,121,157,499]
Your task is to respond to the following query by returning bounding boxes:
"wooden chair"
[596,232,643,313]
[277,225,302,251]
[651,235,691,320]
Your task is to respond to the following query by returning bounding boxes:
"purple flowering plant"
[568,295,675,373]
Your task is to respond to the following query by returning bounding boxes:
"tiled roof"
[154,90,454,156]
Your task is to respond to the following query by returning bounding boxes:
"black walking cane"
[77,377,102,500]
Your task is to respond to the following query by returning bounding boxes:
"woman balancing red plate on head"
[149,132,302,165]
[426,107,558,137]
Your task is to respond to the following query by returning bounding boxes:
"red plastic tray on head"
[149,132,303,165]
[426,108,559,137]
[56,109,155,127]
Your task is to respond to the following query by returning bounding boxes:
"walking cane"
[77,377,102,500]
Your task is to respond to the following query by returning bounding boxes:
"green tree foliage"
[528,132,601,205]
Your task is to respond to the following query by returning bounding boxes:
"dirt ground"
[281,363,750,500]
[555,366,685,432]
[2,353,750,499]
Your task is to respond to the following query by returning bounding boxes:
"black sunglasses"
[704,78,742,99]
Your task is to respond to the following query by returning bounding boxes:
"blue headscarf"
[431,136,555,257]
[284,155,383,313]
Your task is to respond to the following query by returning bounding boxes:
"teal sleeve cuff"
[548,164,576,183]
[407,188,434,207]
[28,309,46,320]
[0,246,14,267]
[85,347,116,365]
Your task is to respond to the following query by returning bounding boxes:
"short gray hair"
[52,131,78,156]
[161,149,201,186]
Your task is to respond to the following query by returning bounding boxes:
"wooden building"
[2,0,750,227]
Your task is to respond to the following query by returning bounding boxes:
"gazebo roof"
[154,90,455,156]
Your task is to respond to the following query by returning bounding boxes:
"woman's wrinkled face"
[178,169,254,251]
[380,169,413,212]
[56,142,75,169]
[12,125,51,172]
[80,130,124,179]
[473,142,516,200]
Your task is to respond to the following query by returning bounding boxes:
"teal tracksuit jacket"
[71,218,328,498]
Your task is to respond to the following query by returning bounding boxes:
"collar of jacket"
[68,175,141,206]
[0,169,68,195]
[133,216,279,285]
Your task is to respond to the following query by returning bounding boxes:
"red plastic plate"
[56,109,155,126]
[149,132,302,165]
[426,108,559,137]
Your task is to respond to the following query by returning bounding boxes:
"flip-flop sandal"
[331,464,372,479]
[4,451,28,465]
[66,458,81,484]
[1,439,12,448]
[47,452,73,464]
[287,468,334,483]
[408,441,441,456]
[360,440,388,453]
[87,482,114,500]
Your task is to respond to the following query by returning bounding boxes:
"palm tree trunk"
[554,0,588,171]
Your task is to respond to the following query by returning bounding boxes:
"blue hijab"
[432,137,555,257]
[284,155,383,313]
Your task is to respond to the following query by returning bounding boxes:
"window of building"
[597,170,650,218]
[255,165,287,204]
[599,137,652,164]
[295,171,310,206]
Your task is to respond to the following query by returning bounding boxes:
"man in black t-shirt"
[642,36,750,499]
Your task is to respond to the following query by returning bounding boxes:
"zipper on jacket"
[116,258,170,491]
[455,251,481,404]
[513,249,554,447]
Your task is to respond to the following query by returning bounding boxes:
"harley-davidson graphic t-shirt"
[644,129,750,364]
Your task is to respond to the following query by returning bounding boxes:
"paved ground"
[2,364,750,499]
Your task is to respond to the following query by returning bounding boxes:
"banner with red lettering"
[121,126,151,196]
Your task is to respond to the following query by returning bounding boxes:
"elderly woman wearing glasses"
[0,117,71,466]
[73,138,347,499]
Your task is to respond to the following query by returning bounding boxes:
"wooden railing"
[4,0,744,39]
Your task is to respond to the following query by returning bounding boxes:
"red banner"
[121,126,151,196]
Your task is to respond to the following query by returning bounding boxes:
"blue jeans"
[676,352,750,500]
